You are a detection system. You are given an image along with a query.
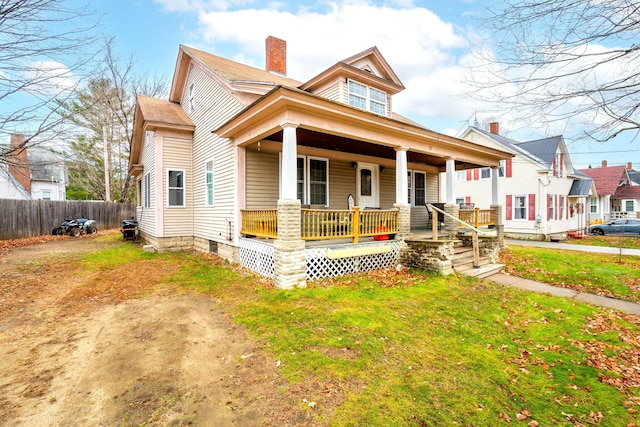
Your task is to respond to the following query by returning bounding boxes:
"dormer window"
[348,79,387,116]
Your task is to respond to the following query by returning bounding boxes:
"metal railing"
[241,207,399,243]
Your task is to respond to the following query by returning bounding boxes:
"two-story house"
[129,37,511,287]
[448,123,593,240]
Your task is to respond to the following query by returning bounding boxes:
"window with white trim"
[413,171,426,206]
[498,160,505,177]
[347,79,387,115]
[559,195,565,219]
[480,167,491,179]
[188,83,195,114]
[456,170,466,181]
[309,158,328,205]
[625,200,634,212]
[144,173,151,208]
[456,198,465,205]
[42,190,51,200]
[514,195,527,220]
[548,195,555,220]
[589,197,597,213]
[167,169,185,207]
[297,157,305,202]
[205,159,214,206]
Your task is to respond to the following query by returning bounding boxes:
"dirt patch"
[0,233,315,426]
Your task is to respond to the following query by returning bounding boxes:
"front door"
[356,162,379,209]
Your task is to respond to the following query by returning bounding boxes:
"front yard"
[1,232,639,426]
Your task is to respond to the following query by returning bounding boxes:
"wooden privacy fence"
[0,199,136,240]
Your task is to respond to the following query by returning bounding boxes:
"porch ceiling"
[265,128,479,171]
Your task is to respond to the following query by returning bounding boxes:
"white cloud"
[23,61,77,97]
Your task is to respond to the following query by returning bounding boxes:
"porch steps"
[451,245,504,279]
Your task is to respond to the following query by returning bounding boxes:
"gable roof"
[28,147,66,182]
[300,46,404,94]
[614,184,640,198]
[0,164,31,199]
[170,45,302,103]
[465,127,545,167]
[579,165,627,196]
[513,136,562,168]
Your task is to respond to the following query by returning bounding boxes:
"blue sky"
[69,0,640,169]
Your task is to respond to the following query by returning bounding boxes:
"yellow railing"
[458,208,495,229]
[241,207,399,243]
[240,209,278,238]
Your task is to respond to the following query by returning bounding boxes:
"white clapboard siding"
[245,149,279,210]
[185,64,246,242]
[140,130,156,235]
[162,138,194,237]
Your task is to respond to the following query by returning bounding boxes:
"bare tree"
[470,0,640,142]
[0,0,101,165]
[58,43,168,202]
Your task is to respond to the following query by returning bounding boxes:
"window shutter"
[547,195,551,221]
[473,169,479,180]
[552,157,556,177]
[466,170,472,180]
[506,195,513,220]
[566,197,569,219]
[560,153,564,177]
[528,194,536,220]
[555,195,559,220]
[465,196,471,204]
[506,158,512,177]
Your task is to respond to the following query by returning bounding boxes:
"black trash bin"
[121,218,138,241]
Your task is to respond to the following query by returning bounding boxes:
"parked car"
[589,219,640,235]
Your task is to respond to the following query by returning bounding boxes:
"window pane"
[414,172,426,206]
[407,171,412,204]
[169,189,184,206]
[348,80,366,96]
[370,101,385,115]
[361,169,372,196]
[370,87,386,103]
[481,168,491,179]
[349,94,366,109]
[169,170,183,188]
[515,196,526,219]
[297,157,305,202]
[309,183,326,204]
[309,159,326,181]
[626,200,634,211]
[309,159,327,205]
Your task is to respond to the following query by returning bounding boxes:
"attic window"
[361,66,373,74]
[347,79,387,116]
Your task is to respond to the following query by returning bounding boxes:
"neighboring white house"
[0,133,67,201]
[445,123,593,240]
[580,161,640,222]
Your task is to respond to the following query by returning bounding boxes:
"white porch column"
[395,147,408,204]
[491,166,500,205]
[280,122,299,200]
[445,159,456,205]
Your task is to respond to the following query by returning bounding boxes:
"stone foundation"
[457,234,501,263]
[400,239,455,275]
[193,236,239,263]
[137,232,194,253]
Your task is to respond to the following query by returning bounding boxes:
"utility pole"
[102,124,111,202]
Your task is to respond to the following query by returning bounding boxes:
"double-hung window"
[559,195,565,219]
[589,197,597,213]
[188,83,195,114]
[167,169,185,207]
[205,160,214,206]
[514,196,527,220]
[548,195,555,220]
[295,156,328,206]
[480,167,491,179]
[348,80,387,115]
[143,173,151,208]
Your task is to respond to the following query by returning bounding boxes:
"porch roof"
[214,86,512,171]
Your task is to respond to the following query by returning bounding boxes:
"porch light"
[380,166,386,173]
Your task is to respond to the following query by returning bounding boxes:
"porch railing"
[241,207,399,243]
[241,209,278,239]
[458,207,496,229]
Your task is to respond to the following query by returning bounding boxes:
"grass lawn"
[149,248,640,426]
[500,245,640,303]
[567,235,640,250]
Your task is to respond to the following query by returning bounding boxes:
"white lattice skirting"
[239,238,275,278]
[306,240,400,281]
[239,238,400,281]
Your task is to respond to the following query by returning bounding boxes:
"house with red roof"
[580,161,640,222]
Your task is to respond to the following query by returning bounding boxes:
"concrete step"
[456,263,505,279]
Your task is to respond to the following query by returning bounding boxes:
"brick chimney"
[601,160,608,168]
[489,122,499,135]
[8,133,31,194]
[265,36,286,76]
[628,162,633,170]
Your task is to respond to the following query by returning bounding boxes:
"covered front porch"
[215,87,510,288]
